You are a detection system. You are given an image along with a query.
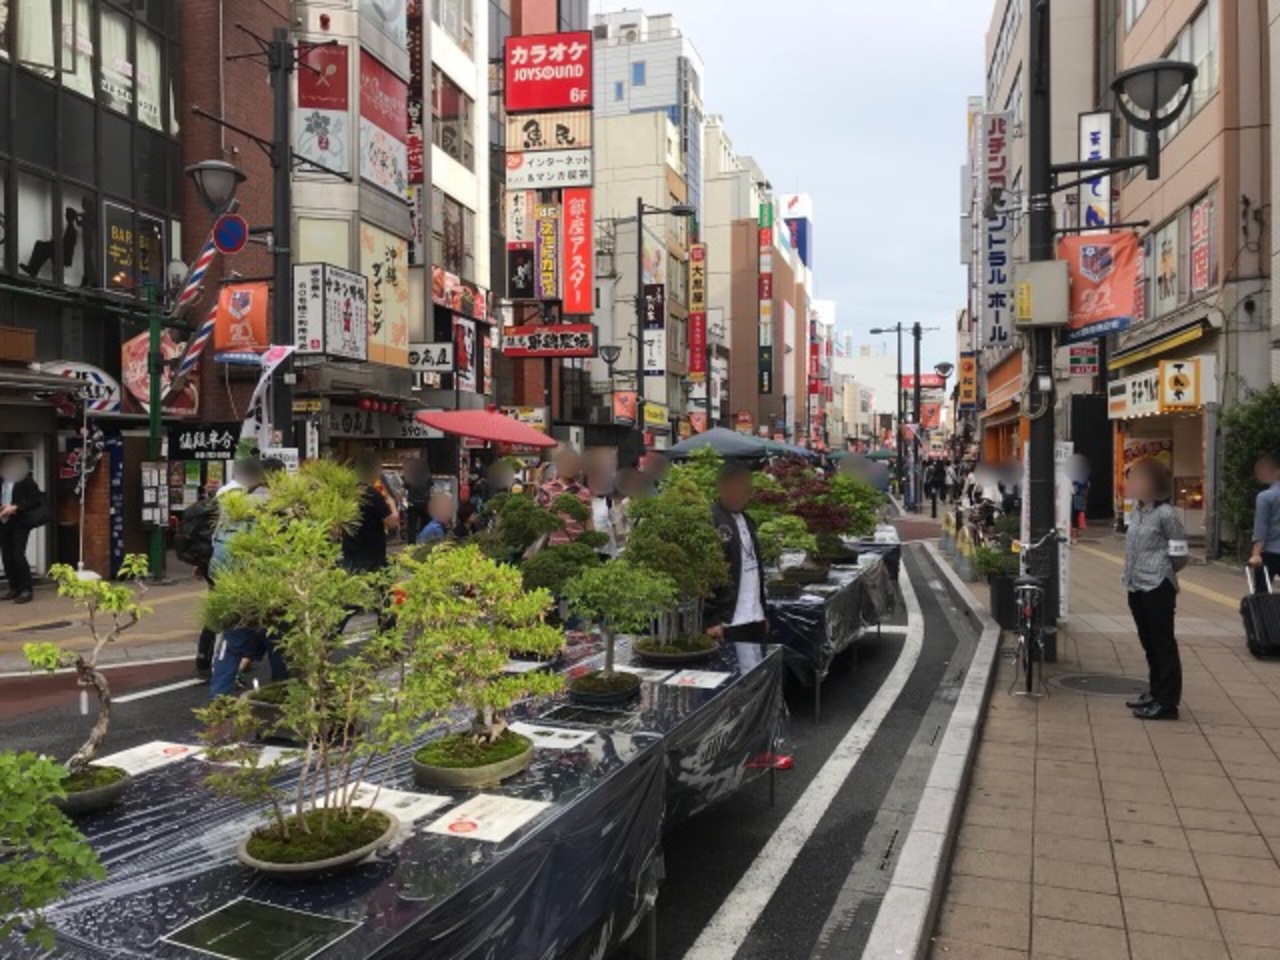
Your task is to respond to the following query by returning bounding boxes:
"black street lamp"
[186,160,246,215]
[634,199,695,436]
[870,324,905,502]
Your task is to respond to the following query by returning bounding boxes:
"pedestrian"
[641,452,670,494]
[1248,453,1280,590]
[537,446,590,547]
[1122,457,1189,721]
[704,461,767,645]
[1071,478,1090,543]
[416,492,455,545]
[403,457,431,543]
[945,461,958,503]
[0,454,45,604]
[342,451,400,574]
[585,450,623,558]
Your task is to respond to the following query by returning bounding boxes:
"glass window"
[1152,217,1181,317]
[432,65,475,170]
[99,6,133,116]
[136,28,163,131]
[15,0,54,75]
[61,0,92,99]
[431,186,444,266]
[61,92,95,183]
[433,0,474,55]
[462,205,474,280]
[137,211,164,290]
[0,1,9,61]
[15,68,55,167]
[16,171,54,281]
[1126,0,1149,29]
[632,61,646,86]
[136,128,167,209]
[1162,1,1218,143]
[100,112,132,199]
[62,184,94,288]
[614,81,623,101]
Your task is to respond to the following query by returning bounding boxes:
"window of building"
[1160,0,1218,144]
[433,0,474,55]
[667,252,686,305]
[1126,0,1149,29]
[15,0,54,75]
[432,188,476,280]
[432,65,475,170]
[614,80,623,101]
[61,0,93,99]
[1003,66,1023,122]
[62,183,95,288]
[632,60,646,86]
[1151,215,1181,317]
[136,27,163,131]
[16,171,54,281]
[99,6,133,117]
[986,0,1022,107]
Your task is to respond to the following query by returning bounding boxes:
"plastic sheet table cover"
[766,556,896,684]
[23,643,785,960]
[849,539,903,581]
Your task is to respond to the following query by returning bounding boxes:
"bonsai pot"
[412,731,534,789]
[633,635,718,665]
[569,670,641,705]
[988,574,1018,631]
[236,808,399,879]
[784,565,830,585]
[53,765,131,816]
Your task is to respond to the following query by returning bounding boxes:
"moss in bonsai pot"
[60,765,128,793]
[633,634,717,655]
[568,670,641,696]
[243,808,393,865]
[415,729,531,769]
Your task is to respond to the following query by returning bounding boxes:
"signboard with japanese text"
[1068,344,1099,375]
[506,111,591,151]
[981,112,1013,348]
[168,423,240,462]
[1190,195,1215,295]
[359,51,408,197]
[501,324,597,358]
[103,201,135,294]
[1107,368,1162,419]
[958,352,978,409]
[688,243,707,381]
[504,32,593,113]
[455,318,478,392]
[642,284,665,378]
[1058,232,1139,343]
[1159,358,1202,411]
[1078,111,1112,233]
[535,203,560,300]
[505,190,535,244]
[360,221,409,367]
[508,243,536,298]
[759,219,773,393]
[505,149,593,190]
[296,42,350,176]
[561,188,593,315]
[293,263,370,361]
[214,282,270,354]
[900,374,946,390]
[431,267,490,322]
[408,342,454,373]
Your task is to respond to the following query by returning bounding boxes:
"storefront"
[980,350,1026,463]
[1107,353,1214,538]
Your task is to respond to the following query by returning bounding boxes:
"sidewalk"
[930,536,1280,960]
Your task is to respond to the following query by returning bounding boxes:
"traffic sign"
[213,214,249,255]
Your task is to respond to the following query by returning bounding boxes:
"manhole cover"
[23,620,74,632]
[1050,673,1146,697]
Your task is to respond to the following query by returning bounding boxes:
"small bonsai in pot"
[196,461,405,875]
[397,543,565,789]
[562,559,678,701]
[0,751,103,948]
[24,554,151,814]
[757,515,819,569]
[624,474,728,657]
[519,538,603,597]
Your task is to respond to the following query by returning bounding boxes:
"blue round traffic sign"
[213,214,249,255]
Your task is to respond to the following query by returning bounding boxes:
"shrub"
[625,473,728,602]
[563,560,677,677]
[1222,384,1280,555]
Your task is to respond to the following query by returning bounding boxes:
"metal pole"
[1028,0,1059,657]
[913,322,923,513]
[270,28,295,448]
[146,283,166,580]
[895,324,904,503]
[635,197,647,437]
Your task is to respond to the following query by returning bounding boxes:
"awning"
[1109,323,1205,371]
[415,408,558,448]
[0,368,92,396]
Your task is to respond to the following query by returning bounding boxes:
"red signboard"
[504,31,593,113]
[502,323,597,358]
[360,52,408,142]
[759,274,773,300]
[1190,196,1213,294]
[900,374,946,390]
[808,340,820,378]
[688,313,706,379]
[299,43,349,110]
[561,188,593,315]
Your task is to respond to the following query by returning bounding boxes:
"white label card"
[509,721,595,751]
[96,741,202,775]
[308,782,450,825]
[503,660,551,674]
[613,664,675,684]
[424,794,551,843]
[664,670,731,690]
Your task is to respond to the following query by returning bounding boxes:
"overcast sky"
[591,0,993,373]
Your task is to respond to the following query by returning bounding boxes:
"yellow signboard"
[643,402,669,428]
[1015,282,1033,323]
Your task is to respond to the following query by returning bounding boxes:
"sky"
[590,0,994,374]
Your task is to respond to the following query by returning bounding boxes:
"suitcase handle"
[1248,566,1274,595]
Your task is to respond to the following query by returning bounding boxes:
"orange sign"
[689,411,708,434]
[613,391,637,425]
[958,352,977,409]
[920,402,942,429]
[1058,232,1140,343]
[214,282,270,353]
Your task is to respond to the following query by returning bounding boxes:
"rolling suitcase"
[1240,569,1280,658]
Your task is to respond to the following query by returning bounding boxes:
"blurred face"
[429,494,454,524]
[0,457,28,483]
[719,473,753,513]
[1256,459,1278,485]
[1125,466,1152,502]
[554,450,582,482]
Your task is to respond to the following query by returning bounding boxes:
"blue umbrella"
[667,427,769,460]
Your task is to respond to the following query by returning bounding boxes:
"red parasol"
[415,407,558,448]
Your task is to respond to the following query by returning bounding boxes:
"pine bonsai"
[757,515,819,568]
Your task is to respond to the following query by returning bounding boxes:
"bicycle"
[1008,528,1063,698]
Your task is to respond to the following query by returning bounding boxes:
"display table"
[28,643,784,960]
[767,555,896,721]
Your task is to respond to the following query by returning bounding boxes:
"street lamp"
[870,325,905,503]
[1112,61,1197,180]
[185,160,245,215]
[635,199,695,440]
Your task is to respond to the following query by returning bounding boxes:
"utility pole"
[269,27,295,448]
[912,321,923,513]
[1027,0,1059,657]
[635,196,647,435]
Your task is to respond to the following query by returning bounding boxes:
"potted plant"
[197,461,405,876]
[973,542,1020,630]
[519,539,602,599]
[23,555,151,814]
[624,474,728,661]
[757,515,819,569]
[562,560,678,703]
[0,751,104,949]
[399,543,565,789]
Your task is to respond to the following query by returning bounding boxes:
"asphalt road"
[0,546,977,960]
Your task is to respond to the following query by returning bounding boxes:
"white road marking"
[0,653,197,679]
[113,679,205,703]
[683,550,926,960]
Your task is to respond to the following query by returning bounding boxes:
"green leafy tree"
[0,752,104,948]
[625,473,729,602]
[667,447,723,501]
[519,541,602,596]
[480,490,573,559]
[24,554,151,779]
[1222,384,1280,554]
[563,560,677,678]
[757,515,819,567]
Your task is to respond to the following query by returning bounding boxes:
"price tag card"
[424,794,551,844]
[162,898,358,960]
[613,664,674,684]
[308,782,450,825]
[502,660,551,674]
[663,670,731,690]
[96,741,202,776]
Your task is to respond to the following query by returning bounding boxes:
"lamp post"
[870,324,905,502]
[634,199,695,442]
[600,344,622,425]
[1023,0,1195,656]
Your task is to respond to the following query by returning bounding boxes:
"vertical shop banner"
[688,243,707,381]
[1058,232,1139,343]
[506,190,535,244]
[408,184,426,265]
[535,203,560,301]
[507,243,536,299]
[297,43,351,176]
[1078,111,1112,232]
[359,51,408,197]
[1190,195,1214,295]
[360,221,410,367]
[642,284,666,378]
[406,0,425,185]
[107,431,125,576]
[981,112,1013,348]
[759,220,774,394]
[958,353,978,409]
[213,282,270,353]
[613,391,637,425]
[1153,218,1179,317]
[504,32,593,112]
[561,188,593,315]
[455,318,478,393]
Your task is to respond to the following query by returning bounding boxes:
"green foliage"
[973,543,1019,578]
[0,751,104,948]
[667,447,723,502]
[414,730,530,768]
[244,809,391,865]
[1222,384,1280,553]
[825,472,882,537]
[480,490,566,558]
[563,560,678,639]
[625,473,729,601]
[519,541,601,596]
[550,492,590,524]
[757,515,819,567]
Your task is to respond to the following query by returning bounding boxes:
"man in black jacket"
[0,455,44,603]
[705,461,767,644]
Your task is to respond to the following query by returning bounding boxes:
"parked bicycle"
[1009,527,1064,697]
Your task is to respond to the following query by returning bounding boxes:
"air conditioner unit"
[623,26,639,41]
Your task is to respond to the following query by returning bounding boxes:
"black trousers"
[0,521,33,594]
[197,572,217,666]
[1128,579,1180,708]
[725,620,768,645]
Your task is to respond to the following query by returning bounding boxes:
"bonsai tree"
[24,554,151,795]
[667,447,723,501]
[480,490,589,560]
[0,751,104,948]
[196,461,405,867]
[757,515,819,568]
[519,539,603,597]
[562,559,678,696]
[394,543,565,779]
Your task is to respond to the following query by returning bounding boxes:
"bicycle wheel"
[1022,626,1034,694]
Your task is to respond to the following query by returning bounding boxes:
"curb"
[861,541,1001,960]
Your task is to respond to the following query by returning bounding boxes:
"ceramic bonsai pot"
[412,735,535,790]
[52,766,131,816]
[235,809,400,879]
[568,670,641,705]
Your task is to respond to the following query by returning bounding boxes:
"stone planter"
[236,810,400,879]
[412,736,535,790]
[52,768,131,816]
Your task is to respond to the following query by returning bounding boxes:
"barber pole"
[174,235,218,316]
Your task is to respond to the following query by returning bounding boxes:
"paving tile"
[928,935,1030,960]
[1037,811,1112,842]
[958,823,1035,857]
[1031,916,1129,960]
[1122,897,1222,941]
[1107,798,1182,826]
[943,873,1032,917]
[1185,829,1273,859]
[1227,945,1280,960]
[1116,868,1210,906]
[1036,774,1104,800]
[952,847,1033,882]
[1109,820,1190,851]
[935,901,1030,952]
[1217,911,1280,949]
[1103,778,1174,805]
[1129,932,1230,960]
[1193,852,1280,886]
[1033,856,1118,895]
[1112,844,1200,876]
[1204,878,1280,914]
[1178,808,1260,834]
[1034,834,1114,867]
[1036,792,1106,818]
[1032,885,1123,927]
